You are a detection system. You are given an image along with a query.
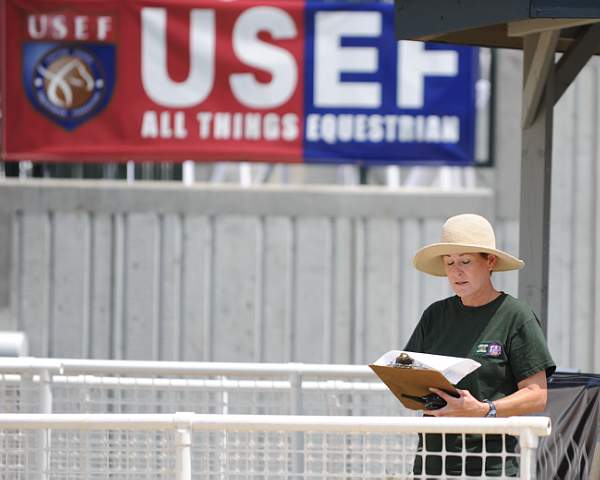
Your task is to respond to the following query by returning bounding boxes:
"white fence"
[0,357,408,417]
[0,413,551,479]
[1,357,595,478]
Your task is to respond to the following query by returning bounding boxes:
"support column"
[174,412,193,480]
[518,33,557,333]
[518,428,540,480]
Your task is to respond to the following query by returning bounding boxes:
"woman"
[405,213,555,477]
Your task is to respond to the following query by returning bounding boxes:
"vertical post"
[21,373,38,476]
[174,413,193,480]
[290,371,303,416]
[182,161,195,186]
[518,33,557,334]
[175,429,192,480]
[290,371,304,477]
[126,161,135,183]
[385,166,401,188]
[239,163,252,186]
[519,429,540,480]
[38,369,52,480]
[38,369,52,414]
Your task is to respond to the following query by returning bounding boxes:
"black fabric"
[537,372,600,479]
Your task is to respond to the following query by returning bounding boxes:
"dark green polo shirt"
[405,293,555,477]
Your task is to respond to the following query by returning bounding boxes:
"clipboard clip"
[389,352,428,369]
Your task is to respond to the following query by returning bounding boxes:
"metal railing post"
[290,370,304,477]
[174,412,193,480]
[37,369,52,480]
[20,372,44,480]
[519,427,540,480]
[38,369,52,414]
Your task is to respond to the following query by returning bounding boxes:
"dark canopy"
[395,0,600,52]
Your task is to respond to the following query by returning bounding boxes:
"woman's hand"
[425,387,488,417]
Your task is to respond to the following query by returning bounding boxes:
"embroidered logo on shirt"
[476,342,503,357]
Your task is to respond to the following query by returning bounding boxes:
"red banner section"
[1,0,477,165]
[2,0,305,162]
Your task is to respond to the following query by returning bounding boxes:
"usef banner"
[1,0,477,165]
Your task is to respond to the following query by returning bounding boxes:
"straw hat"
[413,214,524,277]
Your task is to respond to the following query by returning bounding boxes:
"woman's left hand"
[426,387,487,417]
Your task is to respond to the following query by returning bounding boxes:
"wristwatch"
[483,399,497,417]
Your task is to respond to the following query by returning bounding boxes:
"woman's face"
[443,253,496,300]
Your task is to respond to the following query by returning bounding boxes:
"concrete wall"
[0,212,11,328]
[0,180,498,364]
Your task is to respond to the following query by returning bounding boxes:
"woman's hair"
[480,253,495,276]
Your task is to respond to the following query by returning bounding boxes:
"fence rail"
[0,357,376,377]
[0,413,551,479]
[0,357,407,417]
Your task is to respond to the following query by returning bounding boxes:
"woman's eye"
[461,260,471,265]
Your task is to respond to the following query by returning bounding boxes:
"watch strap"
[483,399,497,417]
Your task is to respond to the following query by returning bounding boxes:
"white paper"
[372,350,481,385]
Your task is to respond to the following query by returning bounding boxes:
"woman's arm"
[492,370,548,416]
[427,370,548,417]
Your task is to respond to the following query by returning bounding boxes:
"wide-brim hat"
[413,214,525,277]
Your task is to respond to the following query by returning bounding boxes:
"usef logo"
[22,14,116,130]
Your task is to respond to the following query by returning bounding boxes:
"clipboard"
[369,363,459,410]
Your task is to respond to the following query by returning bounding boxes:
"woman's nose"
[449,266,463,276]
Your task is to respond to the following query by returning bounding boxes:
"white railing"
[0,357,407,417]
[0,413,551,479]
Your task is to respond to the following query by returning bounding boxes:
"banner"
[1,0,477,165]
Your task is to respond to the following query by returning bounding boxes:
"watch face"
[485,400,496,417]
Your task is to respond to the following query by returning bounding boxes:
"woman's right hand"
[425,387,488,417]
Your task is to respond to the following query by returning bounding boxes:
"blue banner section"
[303,1,478,166]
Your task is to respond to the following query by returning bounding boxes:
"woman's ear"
[488,254,498,271]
